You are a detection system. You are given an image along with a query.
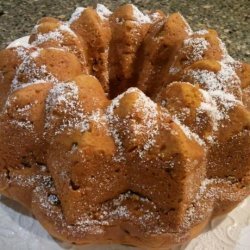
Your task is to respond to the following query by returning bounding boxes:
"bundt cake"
[0,3,249,249]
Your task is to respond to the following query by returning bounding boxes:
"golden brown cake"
[0,4,249,249]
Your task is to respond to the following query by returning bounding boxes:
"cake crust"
[0,4,249,249]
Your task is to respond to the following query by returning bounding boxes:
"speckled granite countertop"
[0,0,249,62]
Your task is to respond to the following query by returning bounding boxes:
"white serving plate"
[0,195,249,250]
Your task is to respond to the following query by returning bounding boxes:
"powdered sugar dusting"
[194,29,209,35]
[188,69,225,91]
[32,23,77,47]
[131,4,152,24]
[58,24,77,37]
[7,36,31,49]
[179,14,193,35]
[183,177,242,229]
[183,60,242,140]
[12,50,59,91]
[186,62,241,99]
[106,87,159,160]
[45,82,90,134]
[173,116,205,146]
[10,119,34,130]
[45,82,109,136]
[106,92,126,161]
[11,174,52,189]
[131,90,159,157]
[33,186,163,235]
[169,66,181,75]
[46,82,79,111]
[15,46,29,60]
[30,50,40,58]
[150,12,162,22]
[183,37,209,64]
[32,30,63,46]
[72,190,161,234]
[0,3,249,244]
[96,4,112,20]
[10,102,33,129]
[218,37,243,79]
[89,109,108,131]
[68,7,85,24]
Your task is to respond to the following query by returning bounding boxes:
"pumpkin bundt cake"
[0,4,249,249]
